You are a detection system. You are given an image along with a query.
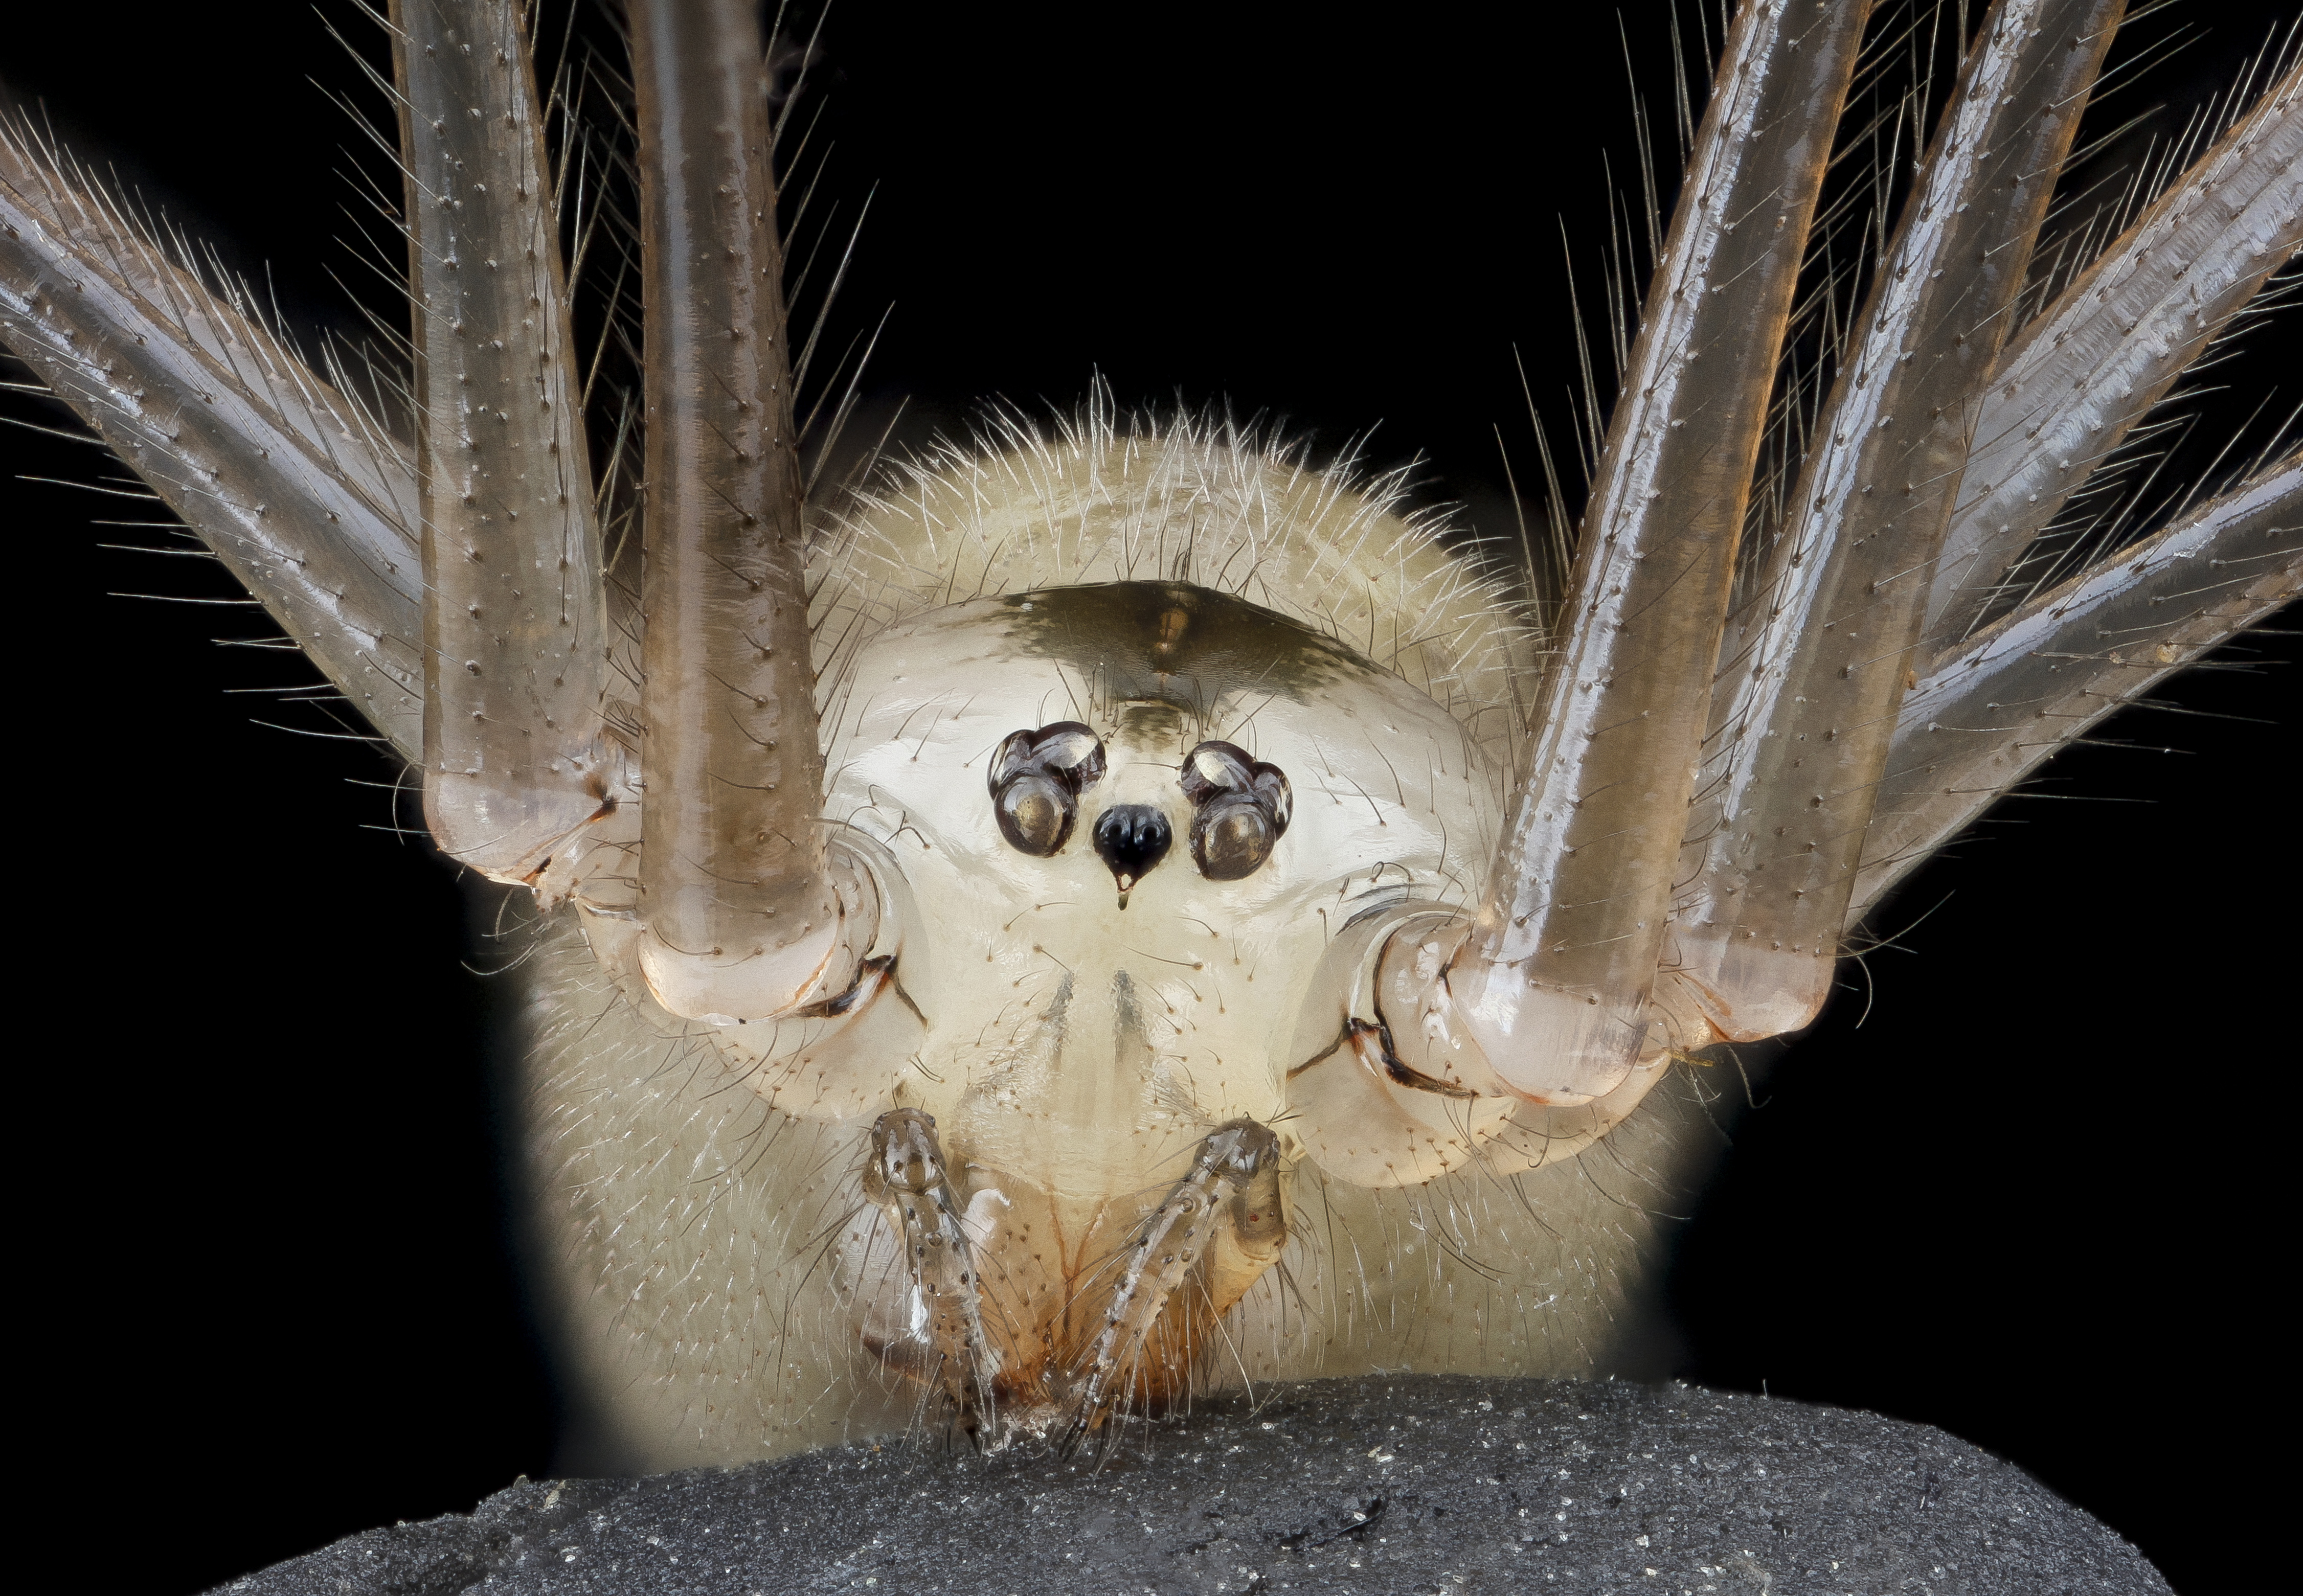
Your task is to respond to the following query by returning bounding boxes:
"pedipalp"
[1058,1119,1285,1453]
[853,1107,997,1448]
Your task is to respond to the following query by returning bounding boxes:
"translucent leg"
[1667,0,2123,1044]
[394,0,614,898]
[1394,0,1868,1106]
[1287,908,1669,1188]
[627,0,869,1023]
[1925,56,2302,650]
[1859,449,2301,920]
[0,124,425,757]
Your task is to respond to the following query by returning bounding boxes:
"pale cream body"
[523,419,1721,1469]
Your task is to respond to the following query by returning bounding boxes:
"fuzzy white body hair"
[533,415,1716,1468]
[811,401,1530,739]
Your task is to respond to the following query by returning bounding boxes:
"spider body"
[4,2,2297,1588]
[528,429,1667,1457]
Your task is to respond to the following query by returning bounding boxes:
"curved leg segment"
[1060,1120,1285,1451]
[856,1108,997,1448]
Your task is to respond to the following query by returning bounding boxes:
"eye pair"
[1178,740,1292,880]
[988,722,1106,856]
[987,724,1292,881]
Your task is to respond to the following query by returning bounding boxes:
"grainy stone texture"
[212,1376,2170,1594]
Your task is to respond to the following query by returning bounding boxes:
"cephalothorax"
[5,0,2296,1478]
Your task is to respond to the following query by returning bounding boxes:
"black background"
[7,4,2294,1591]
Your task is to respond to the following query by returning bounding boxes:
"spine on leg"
[628,0,864,1023]
[395,0,614,897]
[1667,0,2124,1043]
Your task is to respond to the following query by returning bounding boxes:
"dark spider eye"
[988,721,1107,856]
[1179,740,1291,880]
[1193,794,1276,880]
[996,771,1072,854]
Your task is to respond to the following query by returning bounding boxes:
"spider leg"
[624,0,875,1023]
[1285,909,1520,1188]
[1287,1,1870,1157]
[393,0,616,902]
[1377,0,1867,1110]
[1354,0,1861,1114]
[0,121,424,757]
[1860,449,2300,920]
[1926,59,2302,649]
[1665,0,2124,1044]
[1286,908,1670,1187]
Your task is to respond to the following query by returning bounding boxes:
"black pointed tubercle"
[1093,805,1172,897]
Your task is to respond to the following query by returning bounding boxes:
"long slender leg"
[857,1108,996,1448]
[1925,56,2302,649]
[0,119,422,574]
[1666,0,2124,1043]
[1858,449,2300,919]
[1060,1120,1285,1451]
[1380,0,1869,1106]
[626,0,871,1023]
[394,0,614,898]
[0,123,424,758]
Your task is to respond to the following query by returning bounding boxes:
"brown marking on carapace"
[1153,605,1190,662]
[1000,582,1366,713]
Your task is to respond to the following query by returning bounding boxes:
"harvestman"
[4,0,2296,1486]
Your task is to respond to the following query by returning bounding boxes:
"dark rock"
[211,1376,2169,1594]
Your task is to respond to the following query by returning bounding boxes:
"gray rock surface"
[212,1376,2170,1594]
